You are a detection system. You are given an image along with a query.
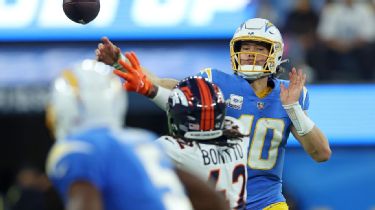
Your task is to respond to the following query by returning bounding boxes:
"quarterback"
[97,18,331,210]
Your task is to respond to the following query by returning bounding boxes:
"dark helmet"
[167,76,226,140]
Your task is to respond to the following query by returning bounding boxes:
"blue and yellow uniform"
[46,127,192,210]
[198,69,309,210]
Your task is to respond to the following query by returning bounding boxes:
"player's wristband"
[151,86,171,111]
[113,51,126,71]
[282,102,315,136]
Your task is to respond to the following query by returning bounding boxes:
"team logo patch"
[228,94,243,110]
[257,102,265,110]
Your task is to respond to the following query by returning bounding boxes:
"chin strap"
[235,71,271,82]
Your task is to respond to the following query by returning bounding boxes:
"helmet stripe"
[196,78,208,130]
[62,70,79,94]
[196,78,214,131]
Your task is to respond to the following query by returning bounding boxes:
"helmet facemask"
[230,37,282,80]
[230,18,285,81]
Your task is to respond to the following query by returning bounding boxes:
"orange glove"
[113,51,154,97]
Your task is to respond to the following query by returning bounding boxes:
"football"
[63,0,100,24]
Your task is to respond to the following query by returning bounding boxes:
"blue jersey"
[198,69,309,210]
[46,127,192,210]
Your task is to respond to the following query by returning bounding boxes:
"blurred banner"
[1,83,374,146]
[0,0,256,41]
[0,42,231,85]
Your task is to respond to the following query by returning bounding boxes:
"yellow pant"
[262,202,289,210]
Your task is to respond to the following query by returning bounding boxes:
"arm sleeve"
[151,86,172,111]
[153,68,217,111]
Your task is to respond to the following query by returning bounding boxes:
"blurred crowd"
[0,164,63,210]
[259,0,375,83]
[0,1,374,210]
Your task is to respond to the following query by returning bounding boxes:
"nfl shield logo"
[257,102,264,110]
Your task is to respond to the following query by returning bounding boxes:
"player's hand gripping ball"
[63,0,100,24]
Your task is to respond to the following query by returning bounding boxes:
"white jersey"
[156,117,249,210]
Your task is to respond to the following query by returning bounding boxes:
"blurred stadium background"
[0,0,374,209]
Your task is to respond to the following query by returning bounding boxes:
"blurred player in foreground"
[97,18,331,210]
[152,76,249,209]
[44,59,199,210]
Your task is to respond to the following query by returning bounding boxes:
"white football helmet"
[46,59,127,140]
[230,18,284,80]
